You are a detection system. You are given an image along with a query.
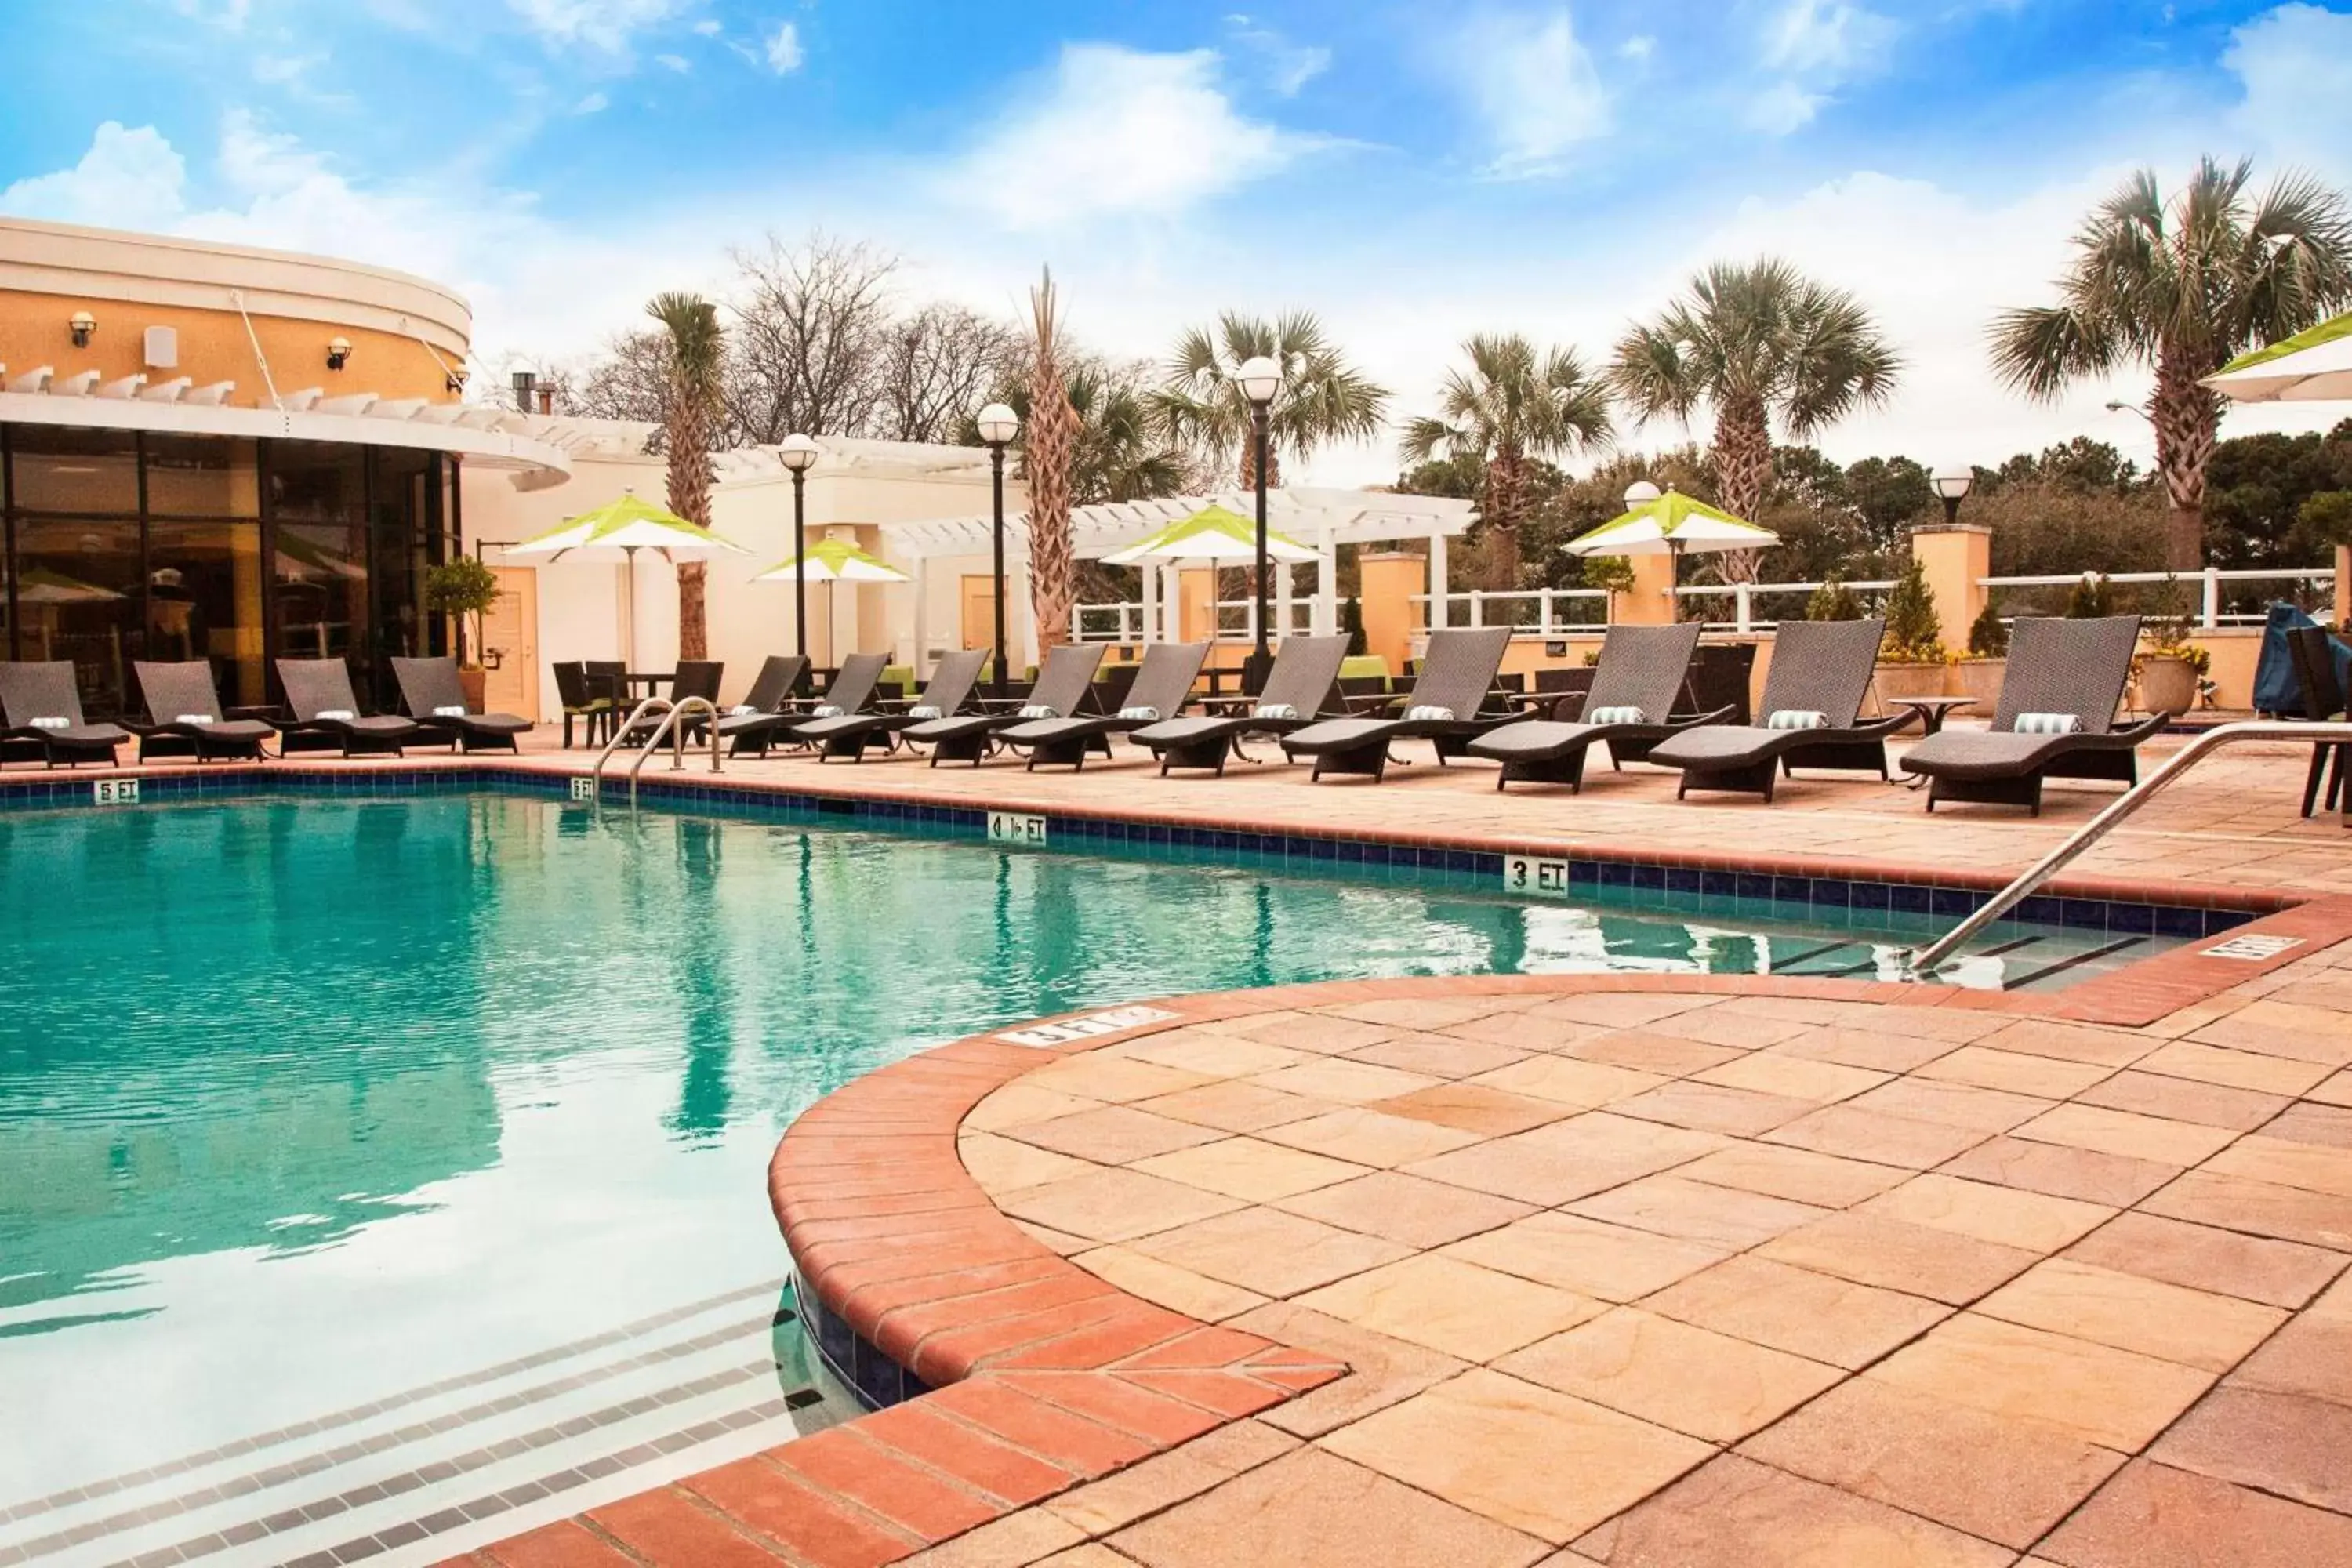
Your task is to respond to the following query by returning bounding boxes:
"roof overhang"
[877,486,1477,561]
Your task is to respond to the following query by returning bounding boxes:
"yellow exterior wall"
[0,298,457,405]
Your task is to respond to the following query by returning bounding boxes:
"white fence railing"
[1406,589,1612,634]
[1977,568,2334,629]
[1070,598,1316,643]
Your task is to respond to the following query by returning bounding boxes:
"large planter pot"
[458,665,489,713]
[1872,661,1951,711]
[2140,655,2198,717]
[1953,659,2005,711]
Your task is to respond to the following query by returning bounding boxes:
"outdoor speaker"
[143,325,179,369]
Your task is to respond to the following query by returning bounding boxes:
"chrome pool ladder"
[1908,719,2352,975]
[585,695,723,807]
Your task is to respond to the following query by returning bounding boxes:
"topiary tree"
[1880,554,1945,661]
[1581,555,1636,621]
[2065,571,2114,618]
[424,557,503,667]
[1806,574,1865,621]
[1967,601,2009,658]
[1339,594,1367,656]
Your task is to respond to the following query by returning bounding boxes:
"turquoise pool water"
[0,791,2172,1563]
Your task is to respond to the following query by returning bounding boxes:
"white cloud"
[1762,0,1897,76]
[572,91,610,114]
[764,21,804,75]
[1618,35,1655,62]
[169,0,253,27]
[0,122,189,232]
[1748,81,1824,135]
[655,52,690,72]
[1445,9,1610,177]
[942,45,1312,230]
[1224,16,1330,96]
[2223,3,2352,183]
[504,0,686,53]
[691,17,720,36]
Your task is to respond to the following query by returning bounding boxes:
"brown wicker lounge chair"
[1004,641,1209,770]
[1132,634,1352,775]
[906,644,1107,766]
[709,655,811,756]
[274,659,425,757]
[129,660,278,762]
[0,661,130,768]
[390,656,533,753]
[794,651,984,760]
[1467,622,1726,791]
[1648,619,1912,801]
[1279,627,1515,782]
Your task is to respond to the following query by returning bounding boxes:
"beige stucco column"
[1358,550,1423,671]
[1907,522,1992,651]
[2336,544,2350,628]
[1610,554,1676,626]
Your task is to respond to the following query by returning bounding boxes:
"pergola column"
[1276,560,1295,645]
[911,554,931,673]
[1316,528,1337,636]
[1428,531,1450,630]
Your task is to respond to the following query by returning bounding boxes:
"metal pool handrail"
[586,695,724,807]
[1907,720,2352,975]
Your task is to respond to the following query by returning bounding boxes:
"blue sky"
[2,1,2348,481]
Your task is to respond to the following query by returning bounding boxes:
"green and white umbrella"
[2207,311,2352,403]
[1564,487,1777,622]
[1102,503,1320,566]
[11,565,123,604]
[504,491,748,666]
[754,535,909,663]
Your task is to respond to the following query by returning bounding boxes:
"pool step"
[0,1285,844,1568]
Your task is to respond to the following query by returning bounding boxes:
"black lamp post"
[1236,354,1281,692]
[977,402,1020,698]
[778,434,820,661]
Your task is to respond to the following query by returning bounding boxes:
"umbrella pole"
[1667,539,1683,623]
[622,545,639,669]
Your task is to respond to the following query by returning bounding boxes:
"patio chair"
[1898,616,2165,815]
[2285,625,2347,819]
[793,650,983,760]
[129,660,277,763]
[1133,634,1352,776]
[273,659,425,757]
[1004,641,1210,771]
[906,643,1106,766]
[1647,619,1912,802]
[708,654,811,756]
[552,661,615,748]
[1466,623,1727,792]
[619,659,724,745]
[390,656,533,753]
[0,661,131,768]
[1278,626,1515,782]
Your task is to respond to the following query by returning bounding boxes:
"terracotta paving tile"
[1849,1077,2052,1134]
[1213,1011,1394,1053]
[1499,1307,1843,1443]
[2035,1459,2352,1568]
[1937,1135,2180,1206]
[1252,1105,1483,1166]
[1293,1254,1606,1361]
[2311,1068,2352,1106]
[1033,1545,1137,1566]
[1693,1053,1889,1104]
[2071,1068,2287,1131]
[1867,1312,2217,1450]
[898,1510,1088,1568]
[851,1402,1079,1508]
[1975,1258,2287,1371]
[2139,1170,2352,1250]
[1248,1058,1443,1105]
[1123,1205,1412,1297]
[1860,1173,2114,1253]
[964,1084,1104,1133]
[1757,1211,2039,1304]
[1131,1079,1331,1134]
[1467,1055,1668,1110]
[993,1167,1245,1245]
[1122,1030,1312,1078]
[1226,1301,1468,1438]
[1442,1010,1606,1052]
[1020,1056,1221,1105]
[1642,1007,1813,1050]
[1008,1219,1094,1257]
[1976,1018,2154,1069]
[769,1432,1003,1543]
[2194,1001,2352,1067]
[1317,1369,1713,1545]
[2269,1102,2352,1149]
[1007,1105,1229,1166]
[1912,1045,2114,1100]
[1403,1112,1725,1207]
[923,1380,1158,1479]
[2205,1133,2352,1197]
[1739,1377,2129,1550]
[2010,1102,2238,1167]
[2234,1311,2352,1406]
[1564,1174,1829,1250]
[1563,1029,1746,1077]
[1370,1083,1570,1136]
[2063,1211,2347,1308]
[2134,1039,2336,1096]
[1040,1426,1291,1537]
[587,1489,799,1568]
[960,1133,1100,1193]
[1531,993,1717,1029]
[1131,1137,1369,1203]
[1110,1446,1552,1568]
[1762,1105,1991,1170]
[1067,1245,1269,1323]
[1579,1453,2013,1568]
[1440,1211,1733,1301]
[1766,1025,1962,1073]
[480,1521,638,1568]
[1345,1032,1531,1079]
[2152,1385,2352,1512]
[1275,1169,1536,1250]
[1641,1254,1951,1370]
[1673,1143,1911,1208]
[1609,1080,1817,1137]
[1328,996,1522,1030]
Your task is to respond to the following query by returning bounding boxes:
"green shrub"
[2064,572,2113,618]
[1879,555,1946,662]
[1339,595,1367,656]
[423,557,503,666]
[1966,602,2009,658]
[1806,575,1865,621]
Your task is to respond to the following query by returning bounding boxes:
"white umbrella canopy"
[1563,488,1779,557]
[1102,503,1321,565]
[504,491,751,559]
[2207,311,2352,403]
[753,538,912,583]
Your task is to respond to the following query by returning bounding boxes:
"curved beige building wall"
[0,217,470,406]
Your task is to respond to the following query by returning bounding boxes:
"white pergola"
[878,486,1478,657]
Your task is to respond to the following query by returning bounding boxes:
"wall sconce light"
[445,366,470,395]
[326,336,354,372]
[69,311,96,348]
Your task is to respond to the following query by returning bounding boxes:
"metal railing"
[1408,589,1612,635]
[1979,567,2335,629]
[1070,599,1318,642]
[587,695,723,806]
[1908,720,2352,973]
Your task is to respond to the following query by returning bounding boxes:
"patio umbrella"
[11,565,123,604]
[1105,504,1319,647]
[1563,488,1778,620]
[753,535,909,663]
[2207,311,2352,403]
[503,490,749,666]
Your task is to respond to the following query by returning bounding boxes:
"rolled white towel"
[1764,709,1827,730]
[1403,704,1455,722]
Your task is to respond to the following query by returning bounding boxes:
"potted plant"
[1956,601,2009,708]
[2064,571,2113,619]
[423,557,504,713]
[1806,575,1865,622]
[2135,573,2204,716]
[1582,555,1637,623]
[1873,554,1953,705]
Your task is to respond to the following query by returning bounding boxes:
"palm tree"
[1025,268,1079,655]
[1991,158,2352,568]
[646,291,724,659]
[1153,310,1389,487]
[1402,334,1614,587]
[1612,259,1900,582]
[976,361,1193,506]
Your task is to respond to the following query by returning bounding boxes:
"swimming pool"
[0,789,2182,1565]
